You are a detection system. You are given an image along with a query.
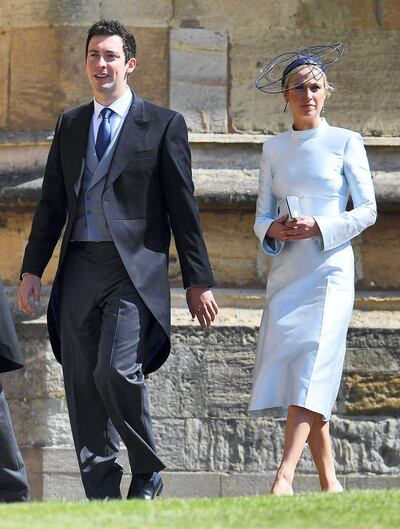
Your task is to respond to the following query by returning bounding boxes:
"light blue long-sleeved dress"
[249,119,377,421]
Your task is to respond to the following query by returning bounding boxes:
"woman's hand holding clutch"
[267,215,295,241]
[267,215,321,242]
[284,216,321,240]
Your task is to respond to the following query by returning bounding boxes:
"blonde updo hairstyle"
[282,64,334,98]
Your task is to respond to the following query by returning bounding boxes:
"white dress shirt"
[92,88,133,144]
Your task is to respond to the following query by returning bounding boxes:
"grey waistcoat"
[70,118,121,241]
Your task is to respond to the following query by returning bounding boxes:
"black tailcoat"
[21,93,214,374]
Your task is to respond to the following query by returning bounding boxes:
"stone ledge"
[0,131,399,147]
[1,169,399,209]
[22,447,400,499]
[0,131,54,146]
[6,287,400,321]
[10,307,400,331]
[36,471,400,499]
[20,443,400,501]
[190,133,400,147]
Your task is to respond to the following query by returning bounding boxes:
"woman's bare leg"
[271,405,317,495]
[307,416,343,492]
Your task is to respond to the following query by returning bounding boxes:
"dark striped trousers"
[0,385,29,502]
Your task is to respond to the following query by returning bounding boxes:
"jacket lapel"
[104,93,151,191]
[63,102,93,196]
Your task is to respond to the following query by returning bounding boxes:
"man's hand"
[18,273,41,315]
[186,287,218,329]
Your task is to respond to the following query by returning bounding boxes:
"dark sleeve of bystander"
[0,277,24,373]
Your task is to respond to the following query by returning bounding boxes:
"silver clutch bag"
[286,196,302,221]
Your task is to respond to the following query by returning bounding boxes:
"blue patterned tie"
[95,108,114,161]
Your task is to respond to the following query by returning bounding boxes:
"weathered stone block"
[152,418,187,470]
[361,214,400,289]
[2,336,63,400]
[4,397,30,445]
[344,328,400,373]
[380,0,400,30]
[150,327,257,421]
[58,28,93,111]
[170,28,228,133]
[221,472,275,496]
[0,31,10,129]
[8,25,168,131]
[331,416,400,474]
[342,374,400,415]
[102,1,173,27]
[9,27,76,131]
[148,340,208,419]
[28,398,72,447]
[345,346,400,374]
[182,417,287,473]
[3,1,101,27]
[0,206,61,285]
[21,447,43,500]
[230,28,400,136]
[129,26,169,108]
[172,0,382,31]
[43,473,86,500]
[293,0,379,30]
[172,0,299,29]
[162,471,221,498]
[345,473,400,489]
[206,338,255,418]
[42,447,80,473]
[0,144,48,177]
[170,211,260,288]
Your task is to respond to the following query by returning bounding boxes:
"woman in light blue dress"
[249,49,377,495]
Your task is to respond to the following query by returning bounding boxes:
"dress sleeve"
[313,133,377,252]
[254,143,284,256]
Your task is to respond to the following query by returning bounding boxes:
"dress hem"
[248,403,330,422]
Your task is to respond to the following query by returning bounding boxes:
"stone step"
[1,168,398,210]
[5,286,400,321]
[21,447,400,501]
[0,132,399,209]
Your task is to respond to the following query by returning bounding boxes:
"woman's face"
[284,66,327,127]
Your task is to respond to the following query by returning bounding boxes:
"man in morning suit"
[18,19,217,501]
[0,278,29,502]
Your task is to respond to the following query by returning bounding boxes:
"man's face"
[86,34,136,104]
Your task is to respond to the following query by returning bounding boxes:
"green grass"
[0,490,399,529]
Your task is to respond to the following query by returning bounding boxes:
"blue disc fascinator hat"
[256,43,344,94]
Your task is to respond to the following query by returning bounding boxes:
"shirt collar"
[93,88,133,119]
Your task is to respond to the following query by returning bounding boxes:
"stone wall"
[1,311,399,500]
[0,0,399,500]
[1,135,399,290]
[0,1,398,135]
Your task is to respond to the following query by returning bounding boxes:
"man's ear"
[126,57,136,74]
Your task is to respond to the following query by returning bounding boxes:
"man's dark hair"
[86,19,136,63]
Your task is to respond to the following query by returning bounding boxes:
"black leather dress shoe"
[127,472,163,500]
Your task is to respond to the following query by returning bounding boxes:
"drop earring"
[283,101,288,113]
[321,105,325,114]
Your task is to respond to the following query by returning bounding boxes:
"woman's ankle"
[275,465,295,485]
[320,477,343,492]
